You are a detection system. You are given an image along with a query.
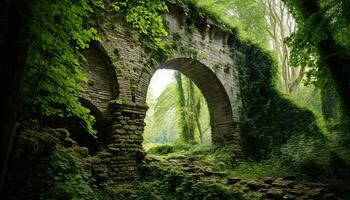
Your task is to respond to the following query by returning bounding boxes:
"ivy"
[233,39,324,160]
[21,0,103,135]
[110,0,168,50]
[43,150,98,200]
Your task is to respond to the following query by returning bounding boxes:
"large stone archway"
[142,58,239,145]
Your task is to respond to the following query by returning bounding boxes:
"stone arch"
[138,57,239,145]
[82,42,119,116]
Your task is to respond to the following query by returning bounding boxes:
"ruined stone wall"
[90,2,241,120]
[84,1,244,182]
[92,101,147,182]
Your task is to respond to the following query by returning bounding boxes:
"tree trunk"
[188,81,203,144]
[0,0,31,187]
[319,39,350,118]
[294,0,350,118]
[194,102,203,144]
[175,72,193,142]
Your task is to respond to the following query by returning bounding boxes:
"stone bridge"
[81,2,243,181]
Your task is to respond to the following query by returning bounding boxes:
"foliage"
[144,82,180,144]
[43,149,98,200]
[110,0,168,51]
[147,144,236,171]
[230,158,291,180]
[21,0,103,135]
[99,162,247,200]
[144,71,211,145]
[283,0,350,74]
[231,134,350,182]
[233,38,324,160]
[177,0,268,45]
[282,0,350,151]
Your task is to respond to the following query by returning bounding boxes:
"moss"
[233,39,324,160]
[98,161,249,200]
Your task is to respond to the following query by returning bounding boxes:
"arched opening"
[139,58,238,147]
[143,69,212,147]
[82,42,119,115]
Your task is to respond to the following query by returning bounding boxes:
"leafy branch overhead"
[21,0,104,135]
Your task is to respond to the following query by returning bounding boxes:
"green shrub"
[42,149,98,200]
[231,158,291,180]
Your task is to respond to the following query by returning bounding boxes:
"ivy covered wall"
[232,40,324,159]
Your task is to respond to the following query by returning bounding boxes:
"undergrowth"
[146,143,350,183]
[98,162,253,200]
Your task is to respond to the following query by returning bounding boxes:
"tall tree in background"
[144,72,211,144]
[175,72,195,142]
[190,0,304,93]
[260,0,304,93]
[188,80,204,144]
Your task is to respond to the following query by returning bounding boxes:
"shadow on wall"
[42,98,109,155]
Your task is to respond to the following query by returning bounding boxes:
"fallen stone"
[63,137,77,147]
[306,188,324,198]
[282,194,296,200]
[247,181,264,191]
[265,188,284,200]
[73,147,89,158]
[272,178,294,187]
[263,177,275,184]
[227,177,241,185]
[203,170,227,177]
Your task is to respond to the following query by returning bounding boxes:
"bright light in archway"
[148,69,175,100]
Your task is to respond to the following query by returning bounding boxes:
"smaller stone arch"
[82,42,119,117]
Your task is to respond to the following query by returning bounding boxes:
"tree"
[260,0,305,93]
[188,80,204,144]
[175,72,195,142]
[189,0,269,44]
[144,71,211,145]
[282,0,350,120]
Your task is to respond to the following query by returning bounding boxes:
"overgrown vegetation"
[147,143,350,183]
[20,0,103,135]
[110,0,168,50]
[4,0,350,198]
[282,0,350,151]
[98,162,250,200]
